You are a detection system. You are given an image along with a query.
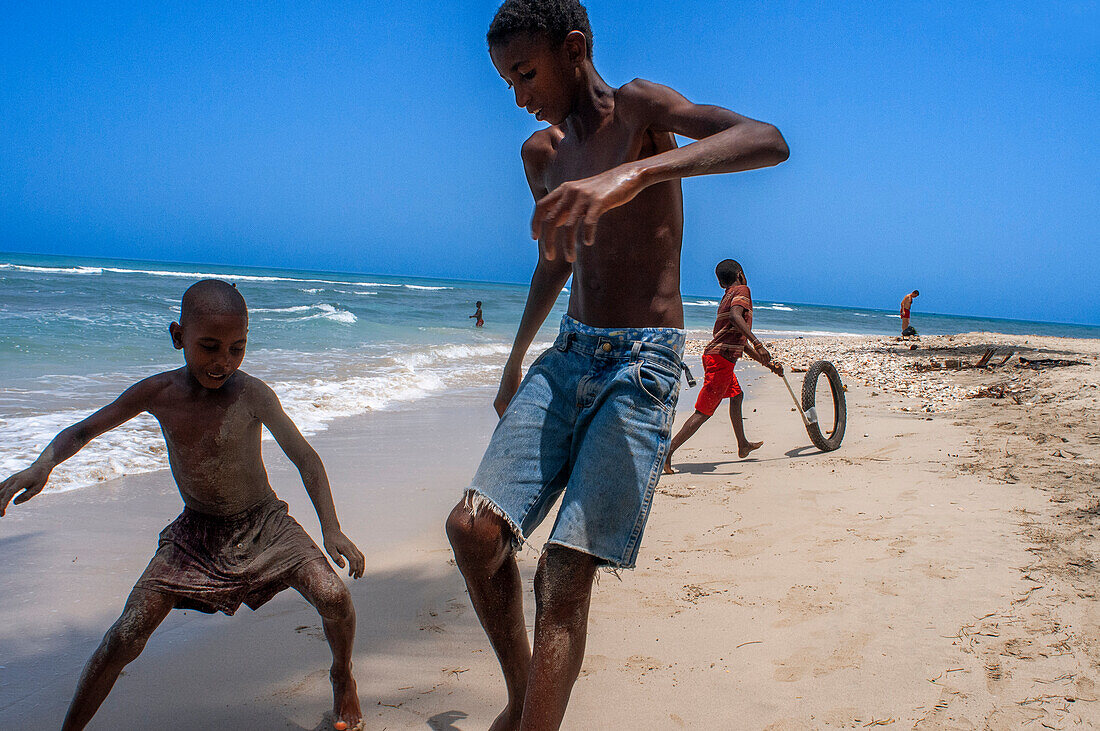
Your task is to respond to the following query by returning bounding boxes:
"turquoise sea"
[2,251,1097,492]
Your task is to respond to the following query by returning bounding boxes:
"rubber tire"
[801,360,846,452]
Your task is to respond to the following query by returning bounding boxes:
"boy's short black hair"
[913,289,920,296]
[476,301,483,306]
[487,0,594,58]
[181,279,248,324]
[715,259,744,288]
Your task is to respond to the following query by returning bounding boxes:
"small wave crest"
[1,263,104,276]
[251,303,357,324]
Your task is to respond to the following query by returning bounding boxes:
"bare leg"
[62,588,175,731]
[447,500,531,731]
[664,410,711,473]
[289,559,362,730]
[520,545,599,731]
[729,393,763,458]
[901,316,910,333]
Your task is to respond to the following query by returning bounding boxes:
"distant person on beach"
[445,1,788,728]
[0,280,365,731]
[901,289,919,335]
[470,300,485,327]
[664,260,783,474]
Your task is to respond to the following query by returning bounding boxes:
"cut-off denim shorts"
[466,315,685,569]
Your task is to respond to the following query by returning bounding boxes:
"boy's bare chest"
[153,396,258,456]
[545,122,660,190]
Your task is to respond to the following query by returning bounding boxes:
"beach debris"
[1019,356,1086,370]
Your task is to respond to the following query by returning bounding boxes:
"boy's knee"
[446,499,513,567]
[533,547,597,619]
[102,618,153,664]
[310,569,354,621]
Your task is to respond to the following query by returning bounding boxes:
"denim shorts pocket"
[634,360,678,408]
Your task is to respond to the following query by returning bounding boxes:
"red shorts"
[694,353,742,416]
[901,308,910,318]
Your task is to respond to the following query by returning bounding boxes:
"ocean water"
[2,251,1097,492]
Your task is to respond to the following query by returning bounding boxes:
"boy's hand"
[531,164,643,261]
[767,360,784,377]
[494,363,523,418]
[322,529,365,579]
[0,466,50,517]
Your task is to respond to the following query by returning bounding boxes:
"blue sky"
[2,2,1097,325]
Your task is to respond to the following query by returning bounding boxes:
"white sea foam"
[2,261,419,290]
[757,329,866,338]
[251,303,358,324]
[684,300,720,307]
[1,264,104,275]
[757,304,795,312]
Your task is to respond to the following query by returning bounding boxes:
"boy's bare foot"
[663,457,677,475]
[738,441,763,458]
[488,701,523,731]
[331,671,362,731]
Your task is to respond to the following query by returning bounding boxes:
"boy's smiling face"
[490,32,582,125]
[170,313,248,390]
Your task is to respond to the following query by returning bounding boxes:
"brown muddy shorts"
[135,497,328,615]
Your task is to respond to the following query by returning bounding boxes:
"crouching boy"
[0,280,365,731]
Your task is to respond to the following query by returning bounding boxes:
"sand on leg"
[62,587,175,731]
[520,544,598,731]
[446,500,532,731]
[288,557,362,731]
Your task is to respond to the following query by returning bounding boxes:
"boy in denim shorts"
[445,1,788,727]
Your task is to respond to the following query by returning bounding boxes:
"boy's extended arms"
[0,380,153,516]
[256,383,365,578]
[494,133,573,417]
[532,79,789,258]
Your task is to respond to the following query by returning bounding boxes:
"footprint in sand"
[774,584,841,627]
[773,632,869,682]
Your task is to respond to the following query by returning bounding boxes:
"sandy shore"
[2,332,1099,729]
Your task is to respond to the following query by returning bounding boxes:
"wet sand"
[2,333,1098,729]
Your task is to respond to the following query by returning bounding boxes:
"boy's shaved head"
[488,0,593,57]
[180,280,247,324]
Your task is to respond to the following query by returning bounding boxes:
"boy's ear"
[169,322,184,350]
[564,30,588,64]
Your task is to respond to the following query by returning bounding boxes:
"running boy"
[665,259,783,474]
[0,280,365,731]
[445,2,788,728]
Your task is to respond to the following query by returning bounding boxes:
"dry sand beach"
[2,332,1099,729]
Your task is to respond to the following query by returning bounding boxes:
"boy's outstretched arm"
[532,79,789,258]
[726,305,777,370]
[0,380,154,516]
[494,133,573,417]
[256,383,365,578]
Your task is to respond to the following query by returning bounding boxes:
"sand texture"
[2,333,1099,729]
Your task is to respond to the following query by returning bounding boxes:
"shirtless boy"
[0,280,365,731]
[445,2,788,728]
[664,259,783,474]
[901,289,919,334]
[471,300,485,327]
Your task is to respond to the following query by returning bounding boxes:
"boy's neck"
[564,63,615,140]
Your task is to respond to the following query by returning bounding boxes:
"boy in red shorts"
[665,259,782,473]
